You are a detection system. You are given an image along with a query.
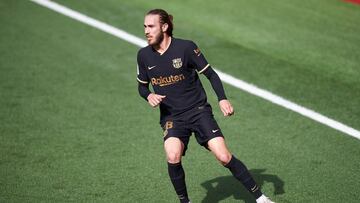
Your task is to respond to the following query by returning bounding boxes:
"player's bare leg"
[207,137,232,165]
[164,137,184,163]
[164,137,190,203]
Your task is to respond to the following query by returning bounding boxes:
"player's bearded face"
[144,14,165,46]
[150,29,164,46]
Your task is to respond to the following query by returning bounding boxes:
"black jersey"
[137,38,211,121]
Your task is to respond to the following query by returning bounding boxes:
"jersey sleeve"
[136,51,149,84]
[186,41,210,74]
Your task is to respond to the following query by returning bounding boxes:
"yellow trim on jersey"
[137,78,149,84]
[198,64,210,74]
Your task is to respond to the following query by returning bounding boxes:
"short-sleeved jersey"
[137,38,211,122]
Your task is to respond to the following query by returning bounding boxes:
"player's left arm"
[186,41,234,117]
[203,67,234,117]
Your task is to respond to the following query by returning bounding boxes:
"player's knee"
[167,152,182,164]
[216,152,232,165]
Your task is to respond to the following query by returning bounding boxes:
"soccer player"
[137,9,275,203]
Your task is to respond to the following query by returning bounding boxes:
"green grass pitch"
[1,0,360,202]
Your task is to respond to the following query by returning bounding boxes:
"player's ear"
[162,23,168,33]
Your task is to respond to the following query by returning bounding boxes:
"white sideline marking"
[216,69,360,140]
[30,0,147,48]
[30,0,360,140]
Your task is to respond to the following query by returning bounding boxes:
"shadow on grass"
[201,169,284,203]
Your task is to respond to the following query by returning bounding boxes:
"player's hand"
[147,93,166,108]
[219,99,234,117]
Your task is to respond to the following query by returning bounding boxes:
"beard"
[148,32,164,47]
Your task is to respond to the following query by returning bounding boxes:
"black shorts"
[160,104,223,155]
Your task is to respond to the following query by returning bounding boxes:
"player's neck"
[155,36,172,55]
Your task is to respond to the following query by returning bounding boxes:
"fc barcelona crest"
[172,58,183,69]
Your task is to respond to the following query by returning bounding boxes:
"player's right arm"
[146,93,166,107]
[138,83,165,107]
[137,50,165,108]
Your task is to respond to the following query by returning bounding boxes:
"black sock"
[224,155,262,199]
[168,162,190,203]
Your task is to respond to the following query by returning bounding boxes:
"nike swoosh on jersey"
[148,65,156,70]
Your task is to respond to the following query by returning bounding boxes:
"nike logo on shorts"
[212,129,219,133]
